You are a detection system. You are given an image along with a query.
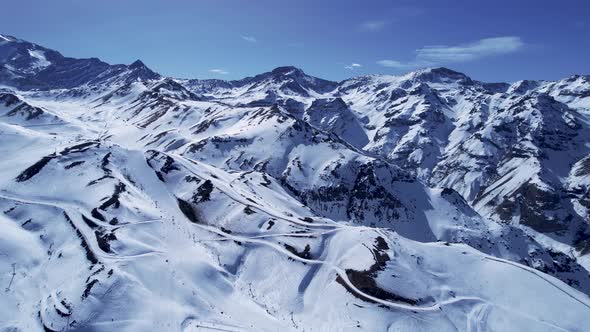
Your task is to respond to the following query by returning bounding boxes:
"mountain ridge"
[5,32,571,89]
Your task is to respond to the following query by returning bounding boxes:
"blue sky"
[3,0,589,82]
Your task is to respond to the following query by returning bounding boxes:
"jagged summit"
[271,65,301,72]
[128,59,148,69]
[419,66,467,77]
[0,33,17,42]
[0,36,163,90]
[269,65,305,76]
[245,65,329,82]
[407,67,474,84]
[124,59,159,82]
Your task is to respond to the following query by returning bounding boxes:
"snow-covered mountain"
[1,34,590,331]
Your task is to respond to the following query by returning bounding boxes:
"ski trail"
[198,228,340,241]
[467,302,490,332]
[484,256,590,310]
[190,218,480,312]
[168,152,347,230]
[0,191,120,230]
[0,192,161,261]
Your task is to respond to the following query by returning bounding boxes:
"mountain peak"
[411,67,473,84]
[269,65,305,77]
[0,34,16,42]
[418,67,469,78]
[426,67,465,75]
[125,59,160,82]
[129,59,148,70]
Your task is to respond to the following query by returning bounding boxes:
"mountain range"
[1,33,590,331]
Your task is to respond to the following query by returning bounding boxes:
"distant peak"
[125,59,160,82]
[271,66,304,76]
[507,79,542,94]
[422,67,468,78]
[129,59,147,69]
[412,67,473,84]
[0,34,16,42]
[565,74,589,83]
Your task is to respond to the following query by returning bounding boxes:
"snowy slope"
[1,35,590,331]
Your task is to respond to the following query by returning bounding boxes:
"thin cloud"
[377,36,524,70]
[359,20,388,32]
[241,35,257,43]
[345,63,362,70]
[377,59,433,70]
[417,36,524,62]
[209,69,229,75]
[359,7,423,32]
[377,60,418,69]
